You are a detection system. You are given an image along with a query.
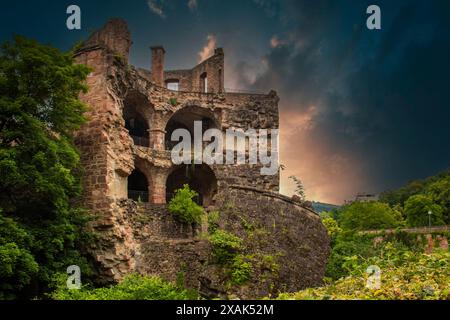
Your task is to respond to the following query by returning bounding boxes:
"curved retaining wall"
[199,186,330,298]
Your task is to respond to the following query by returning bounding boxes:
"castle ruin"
[74,19,330,298]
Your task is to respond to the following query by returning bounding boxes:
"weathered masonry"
[74,19,330,298]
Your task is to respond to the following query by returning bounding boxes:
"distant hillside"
[379,168,449,206]
[312,201,340,213]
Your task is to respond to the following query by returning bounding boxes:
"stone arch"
[122,90,153,147]
[127,158,153,203]
[164,105,220,151]
[166,164,218,207]
[127,169,149,202]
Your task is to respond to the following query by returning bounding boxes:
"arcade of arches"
[122,104,220,207]
[125,163,218,207]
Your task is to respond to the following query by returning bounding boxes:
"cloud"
[230,0,450,203]
[198,35,217,63]
[147,0,166,18]
[188,0,198,11]
[270,36,283,48]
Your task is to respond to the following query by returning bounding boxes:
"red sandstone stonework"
[74,18,330,297]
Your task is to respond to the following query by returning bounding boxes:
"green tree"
[339,201,401,231]
[379,168,449,211]
[0,36,93,298]
[404,194,445,227]
[425,177,450,224]
[0,210,39,299]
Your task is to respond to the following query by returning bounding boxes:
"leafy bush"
[230,255,253,286]
[207,211,220,234]
[325,233,377,280]
[404,194,445,227]
[278,248,449,300]
[168,184,204,224]
[339,201,401,231]
[169,98,178,106]
[209,229,243,264]
[321,217,341,240]
[50,273,195,300]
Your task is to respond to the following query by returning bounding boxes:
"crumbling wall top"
[84,18,132,61]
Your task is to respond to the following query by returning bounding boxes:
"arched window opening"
[164,106,219,151]
[127,169,149,202]
[166,164,217,207]
[123,105,149,147]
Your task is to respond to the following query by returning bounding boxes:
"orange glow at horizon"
[278,108,367,205]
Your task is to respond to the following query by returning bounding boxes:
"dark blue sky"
[1,0,449,203]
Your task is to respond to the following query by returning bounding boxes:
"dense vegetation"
[0,36,93,299]
[50,273,196,300]
[280,169,449,300]
[278,248,449,300]
[380,168,449,225]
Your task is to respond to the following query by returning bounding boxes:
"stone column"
[150,129,166,150]
[151,46,165,87]
[151,170,167,204]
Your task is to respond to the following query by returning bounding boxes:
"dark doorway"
[124,105,149,147]
[128,169,149,202]
[166,164,217,206]
[164,106,218,150]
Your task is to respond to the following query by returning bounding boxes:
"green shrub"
[207,211,220,234]
[168,184,204,224]
[209,230,243,264]
[50,273,195,300]
[169,98,178,106]
[321,217,341,240]
[230,255,253,285]
[325,233,376,280]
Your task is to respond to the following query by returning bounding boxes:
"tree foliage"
[380,169,449,225]
[0,36,93,299]
[404,194,445,227]
[339,201,401,231]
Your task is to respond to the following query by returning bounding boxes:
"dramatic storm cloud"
[1,0,449,203]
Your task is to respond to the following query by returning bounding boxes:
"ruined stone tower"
[74,19,329,298]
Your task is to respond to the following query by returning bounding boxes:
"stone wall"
[202,186,330,298]
[72,18,330,295]
[95,190,329,299]
[162,48,224,93]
